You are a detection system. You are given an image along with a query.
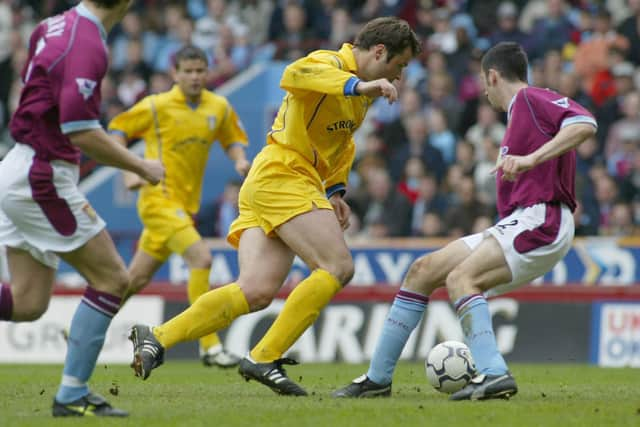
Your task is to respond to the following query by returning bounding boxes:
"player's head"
[171,45,209,99]
[353,17,421,82]
[481,42,528,108]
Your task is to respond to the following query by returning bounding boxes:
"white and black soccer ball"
[425,340,476,394]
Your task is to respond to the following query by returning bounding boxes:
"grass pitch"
[1,362,638,426]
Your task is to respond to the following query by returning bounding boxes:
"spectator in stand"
[227,0,274,47]
[617,0,640,65]
[207,23,252,87]
[0,0,13,130]
[427,8,458,55]
[619,144,640,203]
[607,122,640,179]
[424,72,462,135]
[489,2,532,55]
[557,71,594,112]
[573,9,629,101]
[309,0,338,41]
[116,68,147,107]
[455,140,476,176]
[357,167,413,238]
[120,38,153,82]
[596,60,637,145]
[474,134,501,206]
[465,101,506,162]
[111,12,157,73]
[388,113,446,184]
[411,173,448,236]
[529,0,576,61]
[196,180,242,238]
[153,6,192,72]
[427,107,457,165]
[397,156,426,204]
[443,175,493,238]
[327,6,357,50]
[457,48,485,135]
[605,91,640,159]
[573,134,605,236]
[594,173,620,232]
[352,0,405,25]
[272,2,320,61]
[193,0,243,52]
[418,212,445,238]
[541,49,564,91]
[603,201,636,236]
[149,72,174,94]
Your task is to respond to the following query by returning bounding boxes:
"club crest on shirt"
[208,115,217,130]
[76,78,97,101]
[551,97,569,108]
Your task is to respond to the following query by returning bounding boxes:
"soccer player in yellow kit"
[109,45,250,368]
[129,18,421,395]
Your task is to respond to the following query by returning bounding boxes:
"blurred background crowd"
[1,0,639,239]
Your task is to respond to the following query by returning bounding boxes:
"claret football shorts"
[0,144,106,268]
[462,202,574,297]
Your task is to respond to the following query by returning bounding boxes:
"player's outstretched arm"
[355,79,398,104]
[110,131,146,190]
[69,128,164,185]
[528,123,596,166]
[494,123,596,181]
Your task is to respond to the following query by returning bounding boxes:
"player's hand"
[330,194,351,230]
[235,158,251,177]
[492,154,536,181]
[139,159,165,185]
[123,171,145,191]
[355,79,398,104]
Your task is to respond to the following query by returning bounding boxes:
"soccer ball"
[425,341,476,394]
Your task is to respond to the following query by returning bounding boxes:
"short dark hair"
[354,17,421,62]
[481,42,528,82]
[90,0,128,8]
[172,45,209,69]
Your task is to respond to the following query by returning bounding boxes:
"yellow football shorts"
[227,144,333,248]
[137,197,201,261]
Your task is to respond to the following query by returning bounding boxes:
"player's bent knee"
[445,268,472,302]
[14,303,49,321]
[94,268,130,298]
[241,285,277,311]
[187,252,212,270]
[129,272,153,295]
[322,257,354,286]
[404,256,437,294]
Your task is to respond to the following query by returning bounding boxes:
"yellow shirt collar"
[338,43,358,73]
[168,85,202,109]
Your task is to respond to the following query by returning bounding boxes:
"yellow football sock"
[250,269,341,363]
[187,268,221,352]
[154,283,249,349]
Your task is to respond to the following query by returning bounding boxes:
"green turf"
[0,362,638,426]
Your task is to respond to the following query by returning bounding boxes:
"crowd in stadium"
[1,0,639,239]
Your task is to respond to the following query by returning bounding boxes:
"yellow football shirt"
[109,85,248,214]
[269,43,371,195]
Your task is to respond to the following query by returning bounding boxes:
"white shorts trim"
[461,202,574,297]
[0,144,106,269]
